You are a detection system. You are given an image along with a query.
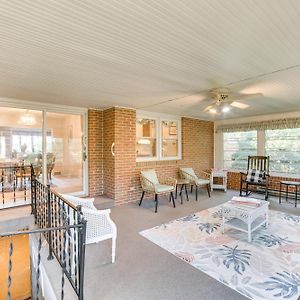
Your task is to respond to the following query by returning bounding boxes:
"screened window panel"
[265,128,300,174]
[223,131,257,169]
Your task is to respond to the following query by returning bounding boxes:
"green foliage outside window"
[223,128,300,174]
[223,131,257,170]
[266,128,300,174]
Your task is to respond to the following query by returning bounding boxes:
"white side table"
[211,169,227,192]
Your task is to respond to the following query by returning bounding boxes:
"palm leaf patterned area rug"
[140,205,300,300]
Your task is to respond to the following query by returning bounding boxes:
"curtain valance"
[216,117,300,133]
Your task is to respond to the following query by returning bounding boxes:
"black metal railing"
[31,177,87,299]
[1,224,86,300]
[0,164,35,209]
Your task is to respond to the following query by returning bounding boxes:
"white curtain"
[216,117,300,133]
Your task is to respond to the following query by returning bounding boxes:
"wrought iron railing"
[0,168,87,299]
[31,176,87,299]
[1,224,86,300]
[0,164,35,209]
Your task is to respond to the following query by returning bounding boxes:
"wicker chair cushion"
[195,178,210,186]
[180,167,197,178]
[246,169,266,184]
[155,184,174,193]
[141,169,159,185]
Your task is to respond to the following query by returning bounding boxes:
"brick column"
[114,108,136,204]
[103,108,116,199]
[88,109,103,197]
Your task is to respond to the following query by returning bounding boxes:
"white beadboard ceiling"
[1,0,300,120]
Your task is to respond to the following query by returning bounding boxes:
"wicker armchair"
[139,169,177,213]
[180,167,211,200]
[61,194,117,263]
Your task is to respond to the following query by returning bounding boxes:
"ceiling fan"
[203,87,263,114]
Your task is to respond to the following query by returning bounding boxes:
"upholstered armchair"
[239,156,270,200]
[61,194,117,263]
[139,169,177,213]
[180,167,211,200]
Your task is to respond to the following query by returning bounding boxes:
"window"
[136,118,157,159]
[0,136,5,158]
[161,121,179,158]
[136,112,181,161]
[223,131,257,170]
[265,128,300,174]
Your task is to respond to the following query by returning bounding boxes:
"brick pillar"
[88,109,103,197]
[114,108,136,204]
[103,108,116,199]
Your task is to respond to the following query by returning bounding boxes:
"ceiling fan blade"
[230,101,250,109]
[203,104,215,112]
[229,92,263,101]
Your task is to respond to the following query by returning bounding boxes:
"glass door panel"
[0,107,42,164]
[0,107,43,205]
[46,112,85,195]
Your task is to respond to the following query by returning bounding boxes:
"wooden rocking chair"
[240,156,270,200]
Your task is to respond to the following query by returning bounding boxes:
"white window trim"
[160,118,182,161]
[136,114,159,162]
[136,110,182,162]
[217,128,300,176]
[218,130,258,171]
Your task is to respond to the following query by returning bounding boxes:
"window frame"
[265,128,300,175]
[222,130,258,171]
[0,97,89,196]
[218,127,300,176]
[136,115,159,162]
[136,111,182,162]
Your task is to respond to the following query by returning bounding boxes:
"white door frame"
[0,97,89,196]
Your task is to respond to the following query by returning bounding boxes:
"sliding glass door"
[0,105,87,197]
[46,112,86,195]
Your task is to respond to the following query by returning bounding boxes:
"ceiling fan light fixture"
[222,105,231,113]
[203,86,263,115]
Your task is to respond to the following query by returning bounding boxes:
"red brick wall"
[87,108,215,204]
[114,108,137,204]
[132,118,214,202]
[227,172,241,190]
[114,114,214,204]
[88,109,103,197]
[88,108,300,201]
